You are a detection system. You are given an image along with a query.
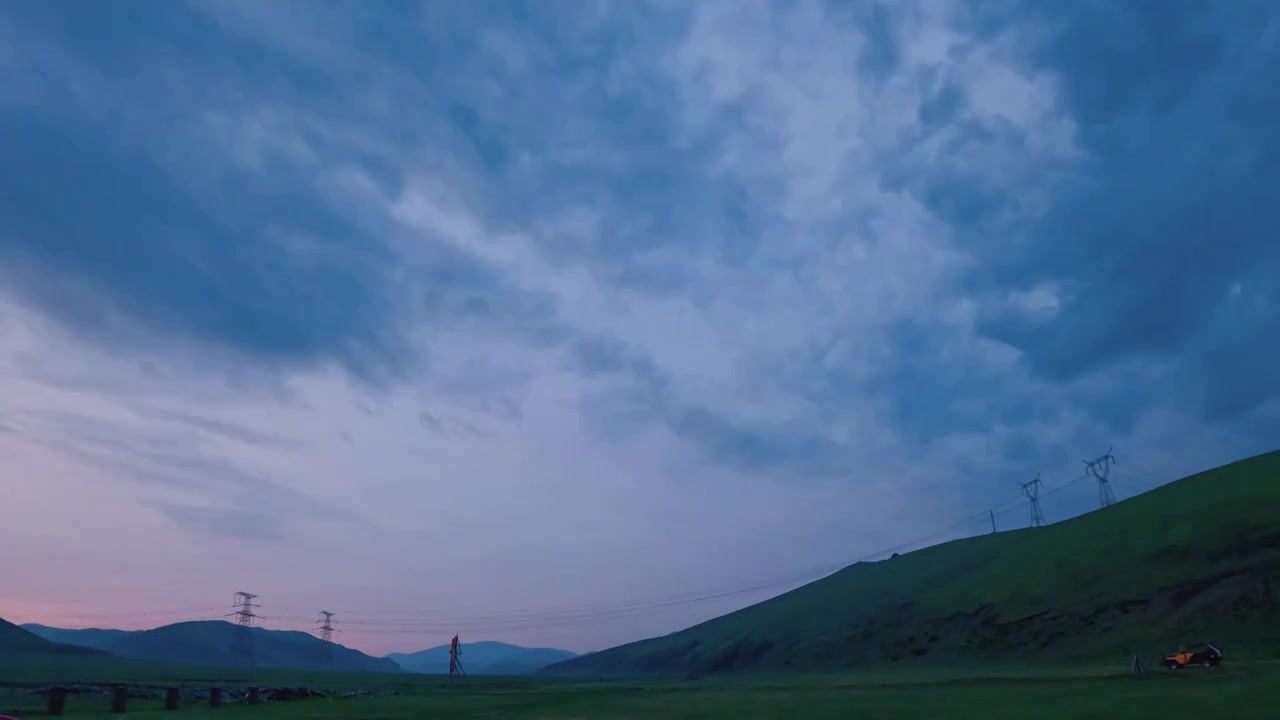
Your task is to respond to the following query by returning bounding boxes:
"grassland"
[546,450,1280,676]
[3,660,1279,719]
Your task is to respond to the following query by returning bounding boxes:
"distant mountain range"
[386,640,576,675]
[0,616,106,657]
[20,625,134,649]
[21,621,399,673]
[14,620,576,676]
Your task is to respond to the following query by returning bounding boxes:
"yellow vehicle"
[1162,642,1223,669]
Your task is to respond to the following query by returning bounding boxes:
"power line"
[28,476,1086,634]
[16,449,1144,636]
[278,495,1063,636]
[271,508,1024,634]
[1040,471,1091,500]
[242,514,998,635]
[407,518,988,623]
[250,470,1105,634]
[264,492,1039,629]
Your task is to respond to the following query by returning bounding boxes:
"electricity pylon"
[316,611,335,643]
[1021,474,1046,528]
[316,611,336,667]
[449,635,466,678]
[1084,447,1118,508]
[227,592,259,667]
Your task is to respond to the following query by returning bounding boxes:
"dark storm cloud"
[666,404,857,476]
[2,0,1274,488]
[0,1,569,389]
[567,333,864,477]
[898,0,1280,427]
[0,4,408,383]
[864,319,1048,441]
[0,0,724,393]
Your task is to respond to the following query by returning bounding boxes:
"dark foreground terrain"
[2,661,1278,720]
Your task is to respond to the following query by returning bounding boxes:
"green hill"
[387,640,576,675]
[542,450,1280,676]
[22,621,401,673]
[0,616,108,657]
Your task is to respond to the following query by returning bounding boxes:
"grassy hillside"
[20,620,401,674]
[543,450,1280,676]
[0,616,107,657]
[387,640,576,675]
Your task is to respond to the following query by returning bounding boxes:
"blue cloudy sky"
[1,0,1277,656]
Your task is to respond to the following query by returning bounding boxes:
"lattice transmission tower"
[316,611,336,667]
[1021,474,1047,528]
[227,592,259,668]
[316,611,336,642]
[1084,447,1119,508]
[449,635,466,679]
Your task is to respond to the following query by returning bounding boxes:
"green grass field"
[3,661,1279,720]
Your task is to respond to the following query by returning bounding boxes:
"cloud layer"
[1,0,1276,655]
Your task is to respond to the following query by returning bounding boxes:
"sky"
[0,0,1277,658]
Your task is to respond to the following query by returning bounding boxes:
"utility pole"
[1084,447,1118,508]
[990,510,997,534]
[1021,474,1046,528]
[227,592,259,668]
